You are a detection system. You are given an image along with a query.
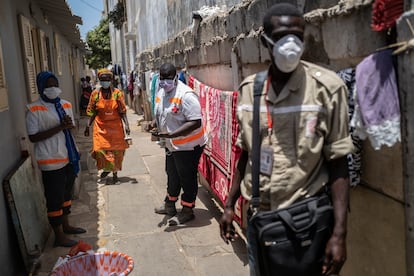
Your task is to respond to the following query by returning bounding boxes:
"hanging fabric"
[337,68,362,187]
[352,49,401,150]
[371,0,404,31]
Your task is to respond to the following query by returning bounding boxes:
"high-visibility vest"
[26,99,73,171]
[155,81,207,151]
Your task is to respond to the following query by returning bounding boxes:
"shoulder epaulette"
[238,74,258,95]
[302,61,344,94]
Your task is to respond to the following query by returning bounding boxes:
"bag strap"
[251,71,267,211]
[278,200,318,233]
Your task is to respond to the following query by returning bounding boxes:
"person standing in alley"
[26,71,86,247]
[148,63,207,225]
[84,68,130,184]
[127,71,135,108]
[80,75,93,115]
[219,3,354,276]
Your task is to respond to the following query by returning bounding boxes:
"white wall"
[0,0,85,274]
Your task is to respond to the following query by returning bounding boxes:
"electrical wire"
[79,0,102,13]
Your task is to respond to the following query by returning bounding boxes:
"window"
[54,33,62,76]
[19,14,38,102]
[0,37,9,111]
[39,30,50,71]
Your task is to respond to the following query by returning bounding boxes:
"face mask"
[263,34,304,73]
[43,87,62,99]
[100,81,111,89]
[159,77,176,93]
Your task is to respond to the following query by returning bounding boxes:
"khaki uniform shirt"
[237,61,354,210]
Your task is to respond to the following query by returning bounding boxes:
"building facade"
[114,0,413,275]
[0,0,86,274]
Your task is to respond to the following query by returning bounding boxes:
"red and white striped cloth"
[189,75,246,226]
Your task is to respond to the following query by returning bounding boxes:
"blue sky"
[66,0,104,39]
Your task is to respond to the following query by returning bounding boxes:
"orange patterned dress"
[86,88,129,172]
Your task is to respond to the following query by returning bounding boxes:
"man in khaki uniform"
[219,3,353,276]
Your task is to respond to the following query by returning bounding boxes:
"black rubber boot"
[100,171,110,178]
[154,200,177,216]
[168,206,195,226]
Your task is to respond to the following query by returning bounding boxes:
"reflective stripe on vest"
[62,103,72,109]
[30,105,48,112]
[37,158,69,165]
[30,103,72,112]
[171,127,205,145]
[155,96,182,104]
[169,97,182,104]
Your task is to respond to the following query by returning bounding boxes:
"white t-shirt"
[26,99,75,171]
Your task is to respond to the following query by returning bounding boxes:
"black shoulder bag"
[249,72,334,276]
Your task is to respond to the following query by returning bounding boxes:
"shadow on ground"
[197,185,249,266]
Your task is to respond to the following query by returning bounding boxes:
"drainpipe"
[400,3,414,275]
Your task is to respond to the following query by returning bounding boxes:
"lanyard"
[265,76,273,145]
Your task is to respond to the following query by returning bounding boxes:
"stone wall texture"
[130,1,406,275]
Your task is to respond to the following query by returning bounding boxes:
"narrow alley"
[1,1,414,275]
[36,108,249,276]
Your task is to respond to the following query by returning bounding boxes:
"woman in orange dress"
[84,69,130,184]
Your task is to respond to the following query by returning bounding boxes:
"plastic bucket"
[50,251,134,276]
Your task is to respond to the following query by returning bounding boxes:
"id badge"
[260,145,274,176]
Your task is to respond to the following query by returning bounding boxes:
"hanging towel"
[352,49,401,150]
[150,73,159,115]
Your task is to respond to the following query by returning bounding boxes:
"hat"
[97,68,113,78]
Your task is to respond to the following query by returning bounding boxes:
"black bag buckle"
[250,197,260,216]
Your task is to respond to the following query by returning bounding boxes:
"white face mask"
[43,87,62,99]
[100,81,111,89]
[263,34,304,73]
[159,77,176,93]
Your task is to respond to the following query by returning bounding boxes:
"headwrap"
[97,68,113,78]
[36,71,80,175]
[36,71,59,94]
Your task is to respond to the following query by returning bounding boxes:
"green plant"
[85,18,111,69]
[108,1,125,30]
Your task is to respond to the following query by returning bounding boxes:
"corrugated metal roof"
[35,0,85,48]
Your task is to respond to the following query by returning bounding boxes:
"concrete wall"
[133,0,241,54]
[0,3,25,274]
[0,0,85,274]
[128,0,406,275]
[344,185,406,276]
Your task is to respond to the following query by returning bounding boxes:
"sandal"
[100,171,110,178]
[112,172,120,184]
